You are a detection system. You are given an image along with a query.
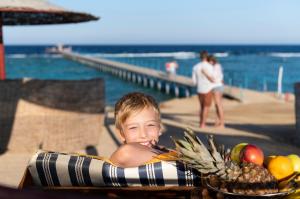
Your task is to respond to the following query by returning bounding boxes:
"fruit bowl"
[206,181,295,199]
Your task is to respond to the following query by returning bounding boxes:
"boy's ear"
[116,128,126,143]
[159,123,165,136]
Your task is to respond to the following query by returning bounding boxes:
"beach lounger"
[19,150,203,198]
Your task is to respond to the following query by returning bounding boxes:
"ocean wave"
[7,54,63,59]
[7,54,27,58]
[269,53,300,58]
[213,52,229,57]
[88,52,197,59]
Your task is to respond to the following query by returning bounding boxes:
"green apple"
[230,143,248,164]
[287,154,300,172]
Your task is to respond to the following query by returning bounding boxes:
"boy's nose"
[139,127,148,138]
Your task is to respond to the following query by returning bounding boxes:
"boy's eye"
[129,127,137,130]
[148,122,160,127]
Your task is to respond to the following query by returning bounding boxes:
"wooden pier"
[58,50,243,100]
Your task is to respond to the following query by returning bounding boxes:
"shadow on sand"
[0,79,105,155]
[158,112,299,155]
[100,108,299,156]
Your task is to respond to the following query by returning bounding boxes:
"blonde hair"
[114,92,160,131]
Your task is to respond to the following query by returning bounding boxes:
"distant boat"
[45,44,72,54]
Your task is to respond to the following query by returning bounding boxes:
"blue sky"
[4,0,300,44]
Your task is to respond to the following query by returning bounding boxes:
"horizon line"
[4,43,300,46]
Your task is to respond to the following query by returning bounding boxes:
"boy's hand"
[151,143,170,154]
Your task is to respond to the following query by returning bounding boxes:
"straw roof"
[0,0,99,25]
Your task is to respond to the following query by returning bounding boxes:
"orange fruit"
[267,156,294,180]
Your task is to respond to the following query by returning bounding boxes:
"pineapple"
[171,129,278,195]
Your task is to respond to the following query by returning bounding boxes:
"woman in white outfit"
[192,51,215,128]
[208,55,225,127]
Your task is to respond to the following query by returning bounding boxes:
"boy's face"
[119,107,161,148]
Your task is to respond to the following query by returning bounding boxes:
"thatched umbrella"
[0,0,99,80]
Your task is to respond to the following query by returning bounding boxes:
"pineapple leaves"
[171,128,229,176]
[207,135,225,170]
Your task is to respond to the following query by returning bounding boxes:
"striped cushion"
[28,150,201,187]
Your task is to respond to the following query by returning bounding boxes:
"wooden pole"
[0,15,5,80]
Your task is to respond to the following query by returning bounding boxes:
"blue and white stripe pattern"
[28,151,200,187]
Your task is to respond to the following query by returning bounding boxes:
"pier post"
[143,77,148,87]
[165,83,170,95]
[185,88,190,97]
[132,74,136,83]
[277,66,283,98]
[138,76,142,84]
[157,81,162,91]
[174,85,179,97]
[150,79,154,88]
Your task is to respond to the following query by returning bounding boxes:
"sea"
[5,45,300,105]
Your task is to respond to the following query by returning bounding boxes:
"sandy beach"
[0,88,299,188]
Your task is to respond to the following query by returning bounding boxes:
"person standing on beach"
[208,55,225,128]
[192,51,215,128]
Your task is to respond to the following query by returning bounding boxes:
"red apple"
[239,144,264,166]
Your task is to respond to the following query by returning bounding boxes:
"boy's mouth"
[139,141,152,147]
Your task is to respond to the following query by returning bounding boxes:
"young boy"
[110,92,164,168]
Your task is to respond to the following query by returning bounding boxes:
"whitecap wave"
[213,52,229,57]
[269,52,300,58]
[7,54,63,59]
[7,54,27,58]
[86,52,197,59]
